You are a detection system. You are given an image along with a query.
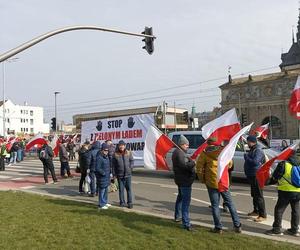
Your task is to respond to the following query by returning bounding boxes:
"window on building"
[30,110,33,116]
[21,128,23,132]
[30,128,34,133]
[25,110,28,114]
[21,110,23,114]
[26,128,28,132]
[30,119,33,125]
[26,119,28,123]
[7,118,10,123]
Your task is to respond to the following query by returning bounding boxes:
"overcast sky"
[0,0,298,124]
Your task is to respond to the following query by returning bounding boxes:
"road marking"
[0,175,11,179]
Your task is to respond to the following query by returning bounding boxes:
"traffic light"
[241,113,247,125]
[183,111,189,122]
[51,117,56,131]
[142,27,154,55]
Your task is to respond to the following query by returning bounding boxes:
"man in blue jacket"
[244,135,267,222]
[95,143,111,210]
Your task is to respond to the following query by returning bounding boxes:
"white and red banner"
[289,75,300,119]
[81,114,154,166]
[217,123,253,192]
[251,123,269,139]
[25,133,47,151]
[50,134,60,157]
[191,108,241,160]
[144,125,175,170]
[256,143,298,188]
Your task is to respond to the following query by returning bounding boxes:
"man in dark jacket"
[172,135,195,231]
[112,140,134,208]
[78,143,91,194]
[38,142,58,184]
[95,143,111,209]
[89,141,102,197]
[59,141,72,178]
[244,135,267,222]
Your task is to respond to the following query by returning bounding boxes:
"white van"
[166,131,279,178]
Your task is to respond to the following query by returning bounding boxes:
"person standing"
[244,135,267,222]
[59,141,72,178]
[0,141,7,171]
[112,140,134,208]
[38,142,58,184]
[172,135,195,231]
[266,154,300,236]
[78,143,91,194]
[196,137,241,234]
[95,143,111,209]
[8,141,18,166]
[89,141,102,197]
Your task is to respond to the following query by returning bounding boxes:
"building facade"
[0,100,49,136]
[219,13,300,140]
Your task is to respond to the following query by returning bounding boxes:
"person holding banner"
[244,135,267,222]
[265,153,300,236]
[196,137,241,234]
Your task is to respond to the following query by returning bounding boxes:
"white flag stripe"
[202,108,239,139]
[217,123,253,180]
[293,75,300,91]
[144,126,161,170]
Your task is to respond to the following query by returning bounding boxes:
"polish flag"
[256,143,298,188]
[25,133,47,151]
[71,133,78,143]
[6,138,16,152]
[251,123,269,139]
[289,75,300,119]
[218,123,253,192]
[144,125,175,170]
[191,108,241,160]
[50,134,60,157]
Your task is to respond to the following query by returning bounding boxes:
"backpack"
[39,148,49,160]
[288,166,300,188]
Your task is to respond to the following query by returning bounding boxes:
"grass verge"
[0,191,298,250]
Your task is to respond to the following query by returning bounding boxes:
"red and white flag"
[50,134,60,157]
[217,123,253,192]
[251,123,269,139]
[144,125,175,170]
[191,108,241,160]
[256,143,298,189]
[289,75,300,119]
[6,138,16,152]
[25,133,47,151]
[71,133,78,143]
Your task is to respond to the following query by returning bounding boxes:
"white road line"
[4,168,43,173]
[0,176,11,179]
[20,186,35,189]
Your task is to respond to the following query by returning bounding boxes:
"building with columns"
[220,12,300,140]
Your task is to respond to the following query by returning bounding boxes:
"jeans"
[60,161,71,177]
[42,159,57,183]
[0,156,5,171]
[207,186,241,230]
[247,176,266,217]
[98,186,109,207]
[89,171,96,195]
[175,186,192,228]
[273,190,300,233]
[79,170,87,192]
[17,149,22,162]
[117,176,133,206]
[10,152,17,164]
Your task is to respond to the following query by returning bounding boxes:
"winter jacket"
[95,152,111,188]
[172,148,195,187]
[244,145,265,177]
[38,144,54,162]
[89,141,102,172]
[0,144,7,157]
[78,147,91,173]
[112,149,134,178]
[59,144,69,163]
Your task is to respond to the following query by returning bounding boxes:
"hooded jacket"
[78,146,91,173]
[89,141,101,172]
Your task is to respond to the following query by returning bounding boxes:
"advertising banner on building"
[81,114,154,166]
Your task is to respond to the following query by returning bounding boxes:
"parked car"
[166,131,279,178]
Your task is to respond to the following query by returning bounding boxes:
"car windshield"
[172,134,205,149]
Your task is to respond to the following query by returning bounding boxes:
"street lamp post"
[54,91,60,132]
[2,57,18,137]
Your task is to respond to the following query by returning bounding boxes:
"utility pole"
[54,91,60,132]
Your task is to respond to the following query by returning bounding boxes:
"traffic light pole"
[0,25,156,63]
[54,91,60,132]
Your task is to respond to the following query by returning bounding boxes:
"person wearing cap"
[95,143,111,210]
[112,140,134,208]
[172,135,196,231]
[196,137,241,234]
[265,153,300,236]
[244,135,267,222]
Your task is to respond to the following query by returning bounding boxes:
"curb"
[19,189,300,246]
